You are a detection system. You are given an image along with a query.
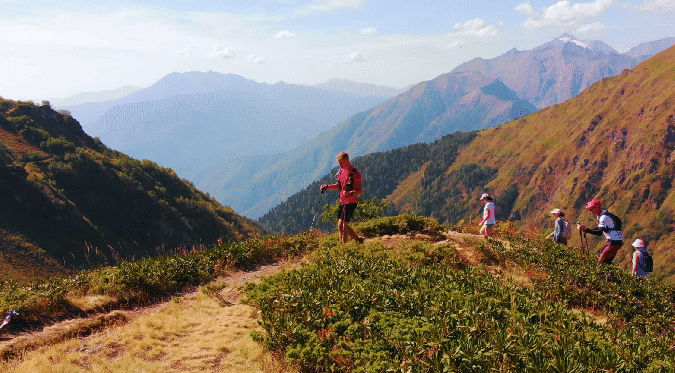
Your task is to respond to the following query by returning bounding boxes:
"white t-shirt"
[483,201,496,225]
[598,211,623,241]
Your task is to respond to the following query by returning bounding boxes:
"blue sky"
[1,0,673,100]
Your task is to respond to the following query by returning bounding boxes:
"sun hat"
[550,208,562,214]
[632,239,645,248]
[479,193,490,200]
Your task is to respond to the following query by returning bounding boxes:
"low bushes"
[353,214,443,238]
[0,233,319,323]
[245,234,675,372]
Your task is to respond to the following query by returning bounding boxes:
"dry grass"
[0,287,294,373]
[66,295,118,313]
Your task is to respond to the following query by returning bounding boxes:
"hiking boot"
[356,236,365,244]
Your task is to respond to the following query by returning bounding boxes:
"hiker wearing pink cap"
[479,193,495,236]
[577,198,623,264]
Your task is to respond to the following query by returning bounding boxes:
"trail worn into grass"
[0,260,299,373]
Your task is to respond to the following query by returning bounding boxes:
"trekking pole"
[579,229,588,252]
[310,190,323,232]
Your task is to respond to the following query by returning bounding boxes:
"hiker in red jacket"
[320,152,364,243]
[577,198,623,264]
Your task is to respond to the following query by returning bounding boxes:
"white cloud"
[520,0,614,29]
[347,51,366,62]
[361,27,377,35]
[246,54,266,64]
[576,21,605,33]
[447,40,463,48]
[515,1,538,15]
[177,43,195,57]
[637,0,675,10]
[206,45,235,60]
[275,30,297,38]
[448,18,499,37]
[296,0,365,16]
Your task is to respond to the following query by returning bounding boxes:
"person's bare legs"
[479,224,493,236]
[338,219,362,243]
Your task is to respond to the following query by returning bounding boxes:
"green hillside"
[0,99,266,282]
[428,45,675,284]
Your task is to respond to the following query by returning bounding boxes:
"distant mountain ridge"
[313,79,407,97]
[451,33,639,109]
[58,72,391,179]
[48,85,142,106]
[624,37,675,60]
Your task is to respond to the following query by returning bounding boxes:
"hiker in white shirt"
[479,193,495,236]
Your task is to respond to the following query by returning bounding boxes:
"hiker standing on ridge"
[546,208,569,245]
[631,239,650,277]
[320,152,364,244]
[479,193,495,236]
[576,198,623,264]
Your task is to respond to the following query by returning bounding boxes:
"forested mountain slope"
[257,131,479,233]
[0,99,266,281]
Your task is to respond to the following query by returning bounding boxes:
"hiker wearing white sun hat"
[546,208,569,245]
[479,193,495,236]
[631,239,651,277]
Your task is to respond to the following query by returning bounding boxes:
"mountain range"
[0,99,265,281]
[58,72,393,177]
[227,34,675,218]
[55,35,675,220]
[260,44,675,285]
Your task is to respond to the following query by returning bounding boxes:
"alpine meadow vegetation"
[245,217,675,372]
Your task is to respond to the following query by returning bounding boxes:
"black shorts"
[337,203,358,222]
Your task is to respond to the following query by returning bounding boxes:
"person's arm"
[632,251,640,275]
[320,182,339,191]
[579,224,604,236]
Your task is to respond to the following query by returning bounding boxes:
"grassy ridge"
[0,234,318,332]
[245,216,675,372]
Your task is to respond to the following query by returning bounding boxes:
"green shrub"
[40,137,76,155]
[353,214,443,238]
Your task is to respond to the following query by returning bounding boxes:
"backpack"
[601,211,622,231]
[640,250,654,272]
[338,168,358,192]
[562,219,572,240]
